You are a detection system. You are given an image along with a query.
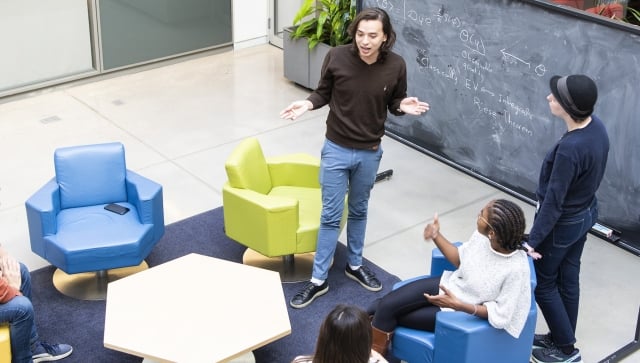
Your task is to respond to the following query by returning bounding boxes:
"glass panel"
[276,0,303,38]
[270,0,304,48]
[0,0,94,92]
[99,0,232,70]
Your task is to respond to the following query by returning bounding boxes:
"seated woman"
[292,304,388,363]
[368,199,532,356]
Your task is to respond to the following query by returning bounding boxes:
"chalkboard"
[360,0,640,254]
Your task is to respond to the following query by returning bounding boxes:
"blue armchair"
[25,142,164,299]
[390,244,537,363]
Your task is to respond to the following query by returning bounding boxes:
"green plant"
[290,0,357,49]
[626,5,640,24]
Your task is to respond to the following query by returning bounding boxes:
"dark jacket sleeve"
[527,145,576,248]
[307,49,333,109]
[388,58,407,116]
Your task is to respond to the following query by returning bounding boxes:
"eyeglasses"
[477,213,494,230]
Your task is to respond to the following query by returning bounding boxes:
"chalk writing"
[500,49,547,77]
[498,94,534,120]
[416,49,459,84]
[504,111,534,136]
[460,29,486,56]
[407,10,432,25]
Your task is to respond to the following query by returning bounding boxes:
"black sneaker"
[531,346,583,363]
[533,333,556,350]
[345,265,382,291]
[32,342,73,362]
[290,281,328,308]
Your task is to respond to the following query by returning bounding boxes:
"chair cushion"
[225,138,272,194]
[45,204,153,274]
[55,142,127,209]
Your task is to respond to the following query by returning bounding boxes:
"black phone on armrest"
[104,203,130,215]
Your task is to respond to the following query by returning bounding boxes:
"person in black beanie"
[527,74,609,363]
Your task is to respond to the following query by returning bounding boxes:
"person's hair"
[348,7,396,63]
[486,199,527,252]
[311,304,372,363]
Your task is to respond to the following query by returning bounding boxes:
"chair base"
[242,249,315,283]
[53,261,149,300]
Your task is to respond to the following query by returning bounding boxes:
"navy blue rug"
[30,207,401,363]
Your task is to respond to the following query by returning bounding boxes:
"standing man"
[280,7,429,309]
[527,74,609,363]
[0,244,73,363]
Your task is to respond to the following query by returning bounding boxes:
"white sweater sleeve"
[484,257,531,338]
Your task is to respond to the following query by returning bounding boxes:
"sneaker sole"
[530,357,583,363]
[345,270,383,292]
[33,348,73,363]
[530,352,583,363]
[289,285,329,309]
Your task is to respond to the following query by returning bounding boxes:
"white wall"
[232,0,268,49]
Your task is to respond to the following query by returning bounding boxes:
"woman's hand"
[279,100,313,120]
[424,285,459,310]
[423,213,440,240]
[400,97,430,115]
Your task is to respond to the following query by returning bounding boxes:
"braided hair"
[487,199,527,252]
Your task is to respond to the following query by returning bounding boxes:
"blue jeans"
[0,263,39,363]
[312,139,383,281]
[534,200,598,348]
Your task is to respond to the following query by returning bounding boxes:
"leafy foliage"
[290,0,357,49]
[626,5,640,24]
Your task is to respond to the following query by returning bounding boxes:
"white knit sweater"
[440,230,531,338]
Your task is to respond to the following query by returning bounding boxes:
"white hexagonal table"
[104,253,291,362]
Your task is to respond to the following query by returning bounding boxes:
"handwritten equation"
[373,0,543,136]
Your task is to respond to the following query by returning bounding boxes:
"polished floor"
[1,44,638,362]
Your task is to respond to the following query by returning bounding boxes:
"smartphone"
[104,203,130,215]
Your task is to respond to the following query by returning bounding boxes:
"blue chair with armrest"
[25,142,164,300]
[390,243,537,363]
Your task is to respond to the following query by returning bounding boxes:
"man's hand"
[280,100,313,120]
[1,256,21,290]
[399,97,430,115]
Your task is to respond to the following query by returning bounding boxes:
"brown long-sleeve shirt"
[307,45,407,150]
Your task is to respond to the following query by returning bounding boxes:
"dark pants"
[369,276,442,332]
[534,201,598,348]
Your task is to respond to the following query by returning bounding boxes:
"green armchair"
[222,137,346,281]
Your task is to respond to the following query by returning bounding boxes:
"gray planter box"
[283,26,332,90]
[309,42,331,90]
[283,27,310,88]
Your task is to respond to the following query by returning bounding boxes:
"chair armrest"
[125,170,165,239]
[223,183,299,257]
[433,307,537,363]
[393,275,430,290]
[433,311,501,363]
[267,154,320,188]
[25,178,61,256]
[430,241,462,276]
